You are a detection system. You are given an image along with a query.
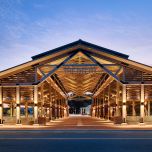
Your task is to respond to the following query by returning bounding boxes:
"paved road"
[0,130,152,152]
[0,116,152,152]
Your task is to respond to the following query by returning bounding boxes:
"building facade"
[0,40,152,125]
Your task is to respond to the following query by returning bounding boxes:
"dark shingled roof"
[31,39,129,60]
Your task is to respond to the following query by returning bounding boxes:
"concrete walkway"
[1,115,152,130]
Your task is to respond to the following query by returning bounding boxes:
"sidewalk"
[0,116,152,130]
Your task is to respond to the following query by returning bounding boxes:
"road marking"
[77,119,83,126]
[0,138,152,140]
[0,130,152,133]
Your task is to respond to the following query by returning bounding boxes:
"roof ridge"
[31,40,129,60]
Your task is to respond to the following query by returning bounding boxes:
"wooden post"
[0,87,3,124]
[10,102,14,117]
[148,101,150,116]
[95,98,97,117]
[41,83,44,117]
[115,82,120,116]
[108,85,111,120]
[97,98,99,117]
[99,98,101,118]
[99,97,102,118]
[25,102,28,118]
[91,98,95,117]
[103,90,105,118]
[34,85,38,124]
[58,99,60,118]
[62,99,65,117]
[64,100,67,117]
[49,85,52,121]
[132,101,136,116]
[54,91,58,119]
[60,99,62,118]
[140,85,145,123]
[122,84,127,123]
[16,86,21,124]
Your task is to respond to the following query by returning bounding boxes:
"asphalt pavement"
[0,116,152,152]
[0,130,152,152]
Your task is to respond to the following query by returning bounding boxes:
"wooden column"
[62,100,64,117]
[122,84,127,123]
[58,99,60,118]
[0,87,3,124]
[98,98,100,118]
[60,99,62,118]
[60,99,63,118]
[10,102,14,117]
[64,99,68,117]
[96,98,98,117]
[56,99,59,119]
[115,82,120,116]
[64,108,67,117]
[34,85,38,124]
[52,88,55,120]
[59,99,61,118]
[93,98,97,117]
[99,97,102,118]
[25,102,28,118]
[140,85,145,123]
[99,99,101,118]
[62,99,64,117]
[40,84,44,117]
[49,85,52,121]
[148,101,150,116]
[16,86,21,124]
[54,91,58,119]
[103,91,105,118]
[132,101,136,116]
[95,98,97,117]
[97,98,99,117]
[108,85,111,120]
[92,98,95,117]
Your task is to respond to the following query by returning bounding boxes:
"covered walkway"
[1,115,152,130]
[46,115,113,129]
[0,40,152,126]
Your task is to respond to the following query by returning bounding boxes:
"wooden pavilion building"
[0,39,152,125]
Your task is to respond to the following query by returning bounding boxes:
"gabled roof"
[1,39,152,79]
[32,39,129,60]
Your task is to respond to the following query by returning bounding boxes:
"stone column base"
[0,119,3,124]
[33,123,39,126]
[16,119,21,124]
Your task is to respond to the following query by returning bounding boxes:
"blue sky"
[0,0,152,71]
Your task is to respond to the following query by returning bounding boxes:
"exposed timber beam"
[93,76,114,97]
[82,51,122,84]
[38,51,78,84]
[115,66,123,75]
[37,68,66,98]
[51,74,67,94]
[92,74,108,94]
[40,64,119,67]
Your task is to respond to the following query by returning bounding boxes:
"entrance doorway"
[68,97,92,115]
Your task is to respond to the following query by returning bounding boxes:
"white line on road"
[0,138,152,140]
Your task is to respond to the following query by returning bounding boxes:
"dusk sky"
[0,0,152,71]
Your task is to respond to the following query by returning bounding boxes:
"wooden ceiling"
[40,52,120,97]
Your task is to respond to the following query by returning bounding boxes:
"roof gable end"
[31,39,129,60]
